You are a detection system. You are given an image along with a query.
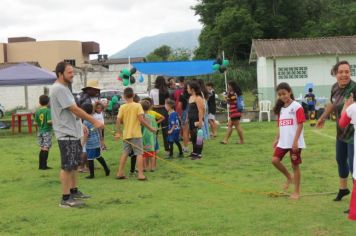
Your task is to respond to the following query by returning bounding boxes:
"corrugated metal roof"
[249,35,356,62]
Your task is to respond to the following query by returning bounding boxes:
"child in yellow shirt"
[115,88,156,180]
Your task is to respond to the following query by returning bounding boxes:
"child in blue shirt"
[81,103,110,179]
[165,99,183,158]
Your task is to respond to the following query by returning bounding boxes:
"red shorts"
[273,147,302,165]
[143,151,156,158]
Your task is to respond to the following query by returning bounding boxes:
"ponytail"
[273,99,284,115]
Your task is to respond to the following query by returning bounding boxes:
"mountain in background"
[110,29,201,58]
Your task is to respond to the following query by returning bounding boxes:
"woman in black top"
[149,76,170,152]
[178,84,190,152]
[206,82,217,137]
[187,80,205,160]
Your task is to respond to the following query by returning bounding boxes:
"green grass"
[0,121,355,235]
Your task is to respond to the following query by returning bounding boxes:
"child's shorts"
[123,138,143,156]
[273,147,302,165]
[86,147,101,160]
[143,151,155,158]
[38,132,52,148]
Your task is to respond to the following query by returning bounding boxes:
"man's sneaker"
[71,190,91,199]
[59,197,85,208]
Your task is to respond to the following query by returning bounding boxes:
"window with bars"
[351,64,356,76]
[278,66,308,80]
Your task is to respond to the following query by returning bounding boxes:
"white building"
[249,36,356,104]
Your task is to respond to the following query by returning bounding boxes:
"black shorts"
[230,117,241,121]
[58,139,82,171]
[307,105,315,111]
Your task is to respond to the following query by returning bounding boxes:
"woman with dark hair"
[220,81,244,144]
[187,80,205,160]
[198,79,210,140]
[317,61,356,203]
[178,83,190,152]
[149,76,170,152]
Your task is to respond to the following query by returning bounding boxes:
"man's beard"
[63,76,73,84]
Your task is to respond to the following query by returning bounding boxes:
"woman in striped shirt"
[220,81,244,144]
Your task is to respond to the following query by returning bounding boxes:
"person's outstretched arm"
[315,103,334,128]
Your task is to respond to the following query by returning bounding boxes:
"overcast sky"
[0,0,202,56]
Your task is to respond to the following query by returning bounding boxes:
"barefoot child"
[81,103,110,179]
[34,95,52,170]
[338,92,356,220]
[115,88,156,180]
[220,81,244,145]
[271,82,306,199]
[142,97,165,170]
[141,100,158,171]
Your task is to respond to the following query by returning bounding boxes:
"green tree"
[146,53,163,62]
[146,46,194,61]
[168,48,192,61]
[193,0,356,60]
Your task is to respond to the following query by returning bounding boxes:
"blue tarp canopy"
[0,63,56,86]
[133,60,215,76]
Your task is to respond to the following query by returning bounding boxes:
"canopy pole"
[222,51,229,120]
[24,86,29,110]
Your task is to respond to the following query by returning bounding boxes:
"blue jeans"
[336,139,354,178]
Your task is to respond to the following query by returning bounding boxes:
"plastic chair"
[259,100,271,122]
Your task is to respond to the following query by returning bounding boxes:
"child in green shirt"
[34,95,53,170]
[141,100,158,171]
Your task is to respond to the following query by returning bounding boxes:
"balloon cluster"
[212,58,229,73]
[118,67,137,86]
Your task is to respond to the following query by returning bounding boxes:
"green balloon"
[121,68,131,77]
[222,59,229,66]
[123,79,130,86]
[212,64,220,71]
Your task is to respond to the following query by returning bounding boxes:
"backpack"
[236,95,245,112]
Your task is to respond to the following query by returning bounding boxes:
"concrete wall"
[0,43,5,63]
[256,54,356,104]
[6,41,87,71]
[71,70,149,93]
[0,85,49,112]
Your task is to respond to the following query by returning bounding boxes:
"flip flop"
[115,176,128,180]
[137,177,148,181]
[220,141,227,144]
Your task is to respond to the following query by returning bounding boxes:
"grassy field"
[0,121,355,235]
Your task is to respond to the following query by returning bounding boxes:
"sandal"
[220,141,227,144]
[138,177,148,181]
